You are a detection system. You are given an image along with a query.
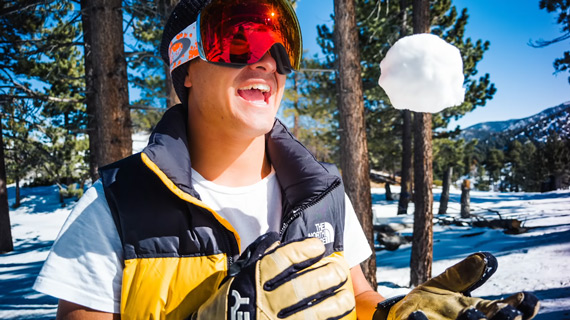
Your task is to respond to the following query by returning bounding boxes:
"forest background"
[1,0,569,289]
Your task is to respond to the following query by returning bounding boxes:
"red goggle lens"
[198,0,302,69]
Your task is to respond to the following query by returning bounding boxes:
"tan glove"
[373,252,540,320]
[192,232,356,320]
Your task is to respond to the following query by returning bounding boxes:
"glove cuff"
[372,295,405,320]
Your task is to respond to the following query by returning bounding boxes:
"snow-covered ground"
[373,186,570,319]
[1,184,569,319]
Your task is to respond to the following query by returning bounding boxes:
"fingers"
[492,292,540,320]
[498,292,540,320]
[457,308,486,320]
[259,252,355,319]
[425,252,497,294]
[463,291,540,320]
[258,237,326,287]
[277,280,355,319]
[408,311,429,320]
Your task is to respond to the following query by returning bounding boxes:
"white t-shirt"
[34,173,372,314]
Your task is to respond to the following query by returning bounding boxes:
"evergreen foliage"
[307,0,495,178]
[531,0,570,83]
[472,134,570,192]
[124,0,171,109]
[1,0,88,189]
[283,57,339,163]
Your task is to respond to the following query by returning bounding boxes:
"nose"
[248,52,277,74]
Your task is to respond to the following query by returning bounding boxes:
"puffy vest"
[100,105,351,319]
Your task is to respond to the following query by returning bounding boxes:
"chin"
[241,118,276,138]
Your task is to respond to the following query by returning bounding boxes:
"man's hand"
[373,252,540,320]
[192,232,356,319]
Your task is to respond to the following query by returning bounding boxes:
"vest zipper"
[279,179,341,236]
[223,228,235,268]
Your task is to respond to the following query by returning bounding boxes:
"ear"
[184,68,192,88]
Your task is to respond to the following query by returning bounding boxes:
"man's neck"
[188,127,272,187]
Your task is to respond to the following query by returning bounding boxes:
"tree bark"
[385,183,393,201]
[0,113,14,254]
[410,111,433,286]
[397,1,412,216]
[81,0,132,181]
[461,179,470,218]
[14,176,20,208]
[398,110,413,214]
[334,0,376,289]
[409,0,433,287]
[438,166,452,215]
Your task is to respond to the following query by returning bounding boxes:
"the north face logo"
[308,222,334,244]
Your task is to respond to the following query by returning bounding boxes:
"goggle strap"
[270,43,293,75]
[168,21,200,73]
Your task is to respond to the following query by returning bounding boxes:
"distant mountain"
[460,101,570,143]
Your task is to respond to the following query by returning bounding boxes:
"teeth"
[239,83,270,92]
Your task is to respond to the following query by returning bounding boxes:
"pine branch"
[0,0,53,17]
[529,32,570,48]
[3,83,83,103]
[129,104,166,111]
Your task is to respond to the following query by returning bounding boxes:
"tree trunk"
[81,0,132,181]
[0,114,13,254]
[409,0,433,287]
[461,179,470,218]
[438,166,452,215]
[14,176,20,208]
[385,183,393,201]
[334,0,376,289]
[398,110,413,214]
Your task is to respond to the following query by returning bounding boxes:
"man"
[34,0,541,319]
[34,0,383,318]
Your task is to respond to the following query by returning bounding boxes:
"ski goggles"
[168,0,302,74]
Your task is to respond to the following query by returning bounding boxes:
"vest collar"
[142,104,340,208]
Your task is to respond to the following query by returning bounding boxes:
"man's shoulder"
[99,153,146,187]
[319,162,341,178]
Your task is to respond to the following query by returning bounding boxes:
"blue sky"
[294,0,570,129]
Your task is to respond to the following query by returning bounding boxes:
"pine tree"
[541,133,570,190]
[409,0,434,287]
[334,0,376,288]
[316,0,496,184]
[282,57,338,163]
[433,138,466,214]
[505,140,524,192]
[81,0,132,180]
[1,0,89,250]
[484,148,505,191]
[519,141,538,191]
[2,100,41,207]
[0,111,13,254]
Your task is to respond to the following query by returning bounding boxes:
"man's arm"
[351,265,385,319]
[56,300,119,320]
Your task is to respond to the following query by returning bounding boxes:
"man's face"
[184,53,287,140]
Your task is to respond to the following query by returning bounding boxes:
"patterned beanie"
[160,0,211,106]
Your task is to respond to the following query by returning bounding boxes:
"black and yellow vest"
[100,105,349,319]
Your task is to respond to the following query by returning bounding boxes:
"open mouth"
[237,83,271,105]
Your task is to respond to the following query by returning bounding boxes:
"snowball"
[378,33,465,113]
